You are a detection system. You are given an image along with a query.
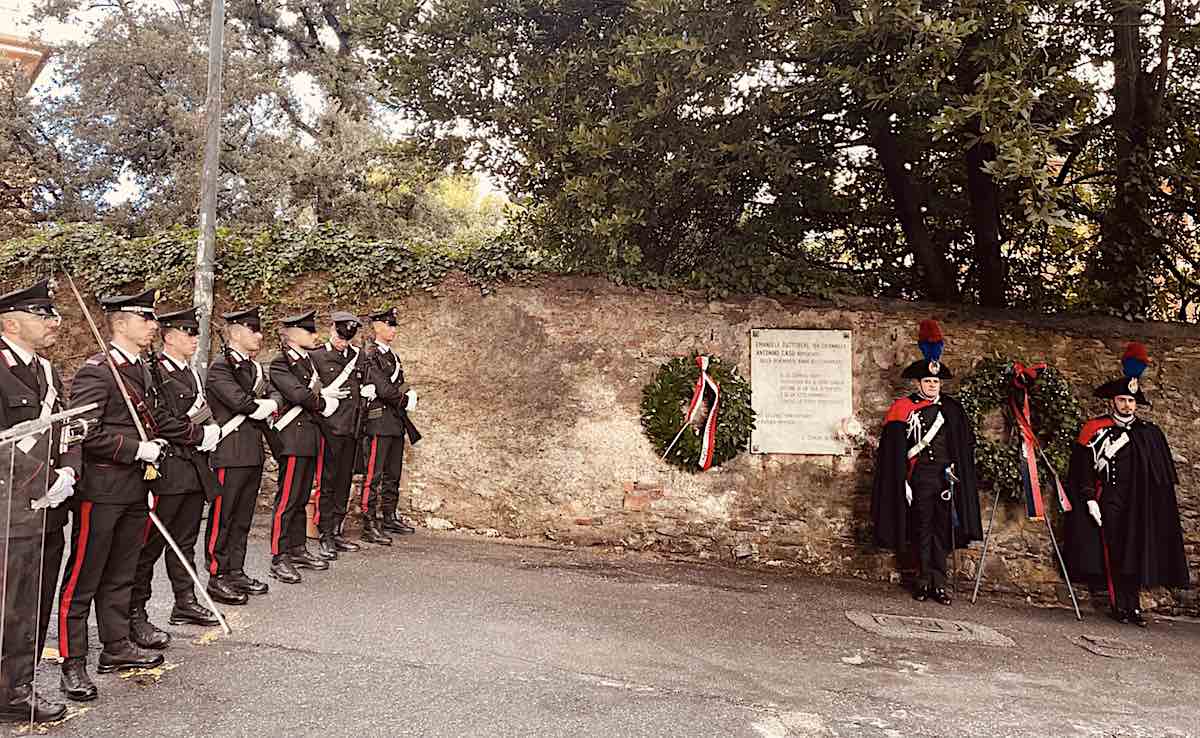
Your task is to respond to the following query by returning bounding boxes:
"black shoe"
[381,517,415,534]
[318,536,339,561]
[207,576,250,605]
[1111,608,1131,624]
[361,522,392,546]
[933,588,952,606]
[97,640,165,673]
[0,683,68,722]
[59,658,97,702]
[912,585,929,602]
[170,597,220,626]
[290,547,330,570]
[1128,609,1149,628]
[332,534,360,552]
[227,571,269,596]
[129,607,171,650]
[269,557,302,584]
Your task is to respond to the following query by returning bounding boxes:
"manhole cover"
[845,611,1015,647]
[1071,634,1143,659]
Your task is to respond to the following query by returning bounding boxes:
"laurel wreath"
[956,356,1083,501]
[640,353,756,472]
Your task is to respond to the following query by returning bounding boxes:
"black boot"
[290,547,330,570]
[932,588,952,606]
[59,658,97,702]
[1128,609,1149,628]
[97,639,165,673]
[0,683,68,722]
[912,584,929,602]
[130,606,171,650]
[381,516,415,535]
[332,533,360,552]
[227,570,269,595]
[318,535,339,561]
[269,556,302,584]
[207,575,251,605]
[170,595,220,626]
[361,520,392,546]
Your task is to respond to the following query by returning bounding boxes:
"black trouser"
[271,456,315,559]
[362,434,405,519]
[909,464,951,590]
[0,529,64,698]
[314,435,356,537]
[58,499,148,659]
[207,466,263,577]
[132,492,205,609]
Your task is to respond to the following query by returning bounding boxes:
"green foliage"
[0,223,539,311]
[957,356,1083,501]
[640,353,755,472]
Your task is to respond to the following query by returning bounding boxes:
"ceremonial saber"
[59,264,232,635]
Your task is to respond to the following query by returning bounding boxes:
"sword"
[57,264,232,635]
[945,464,959,593]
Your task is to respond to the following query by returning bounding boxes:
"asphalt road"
[21,526,1200,737]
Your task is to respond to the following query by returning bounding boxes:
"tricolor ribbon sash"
[684,356,721,470]
[1010,362,1072,519]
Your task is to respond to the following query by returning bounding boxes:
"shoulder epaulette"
[1077,416,1116,445]
[884,396,932,425]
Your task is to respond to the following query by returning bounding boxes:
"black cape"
[870,393,983,550]
[1064,416,1190,588]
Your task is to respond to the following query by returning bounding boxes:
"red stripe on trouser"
[271,457,297,555]
[142,495,159,544]
[59,501,94,659]
[361,437,379,513]
[208,468,227,575]
[312,438,326,525]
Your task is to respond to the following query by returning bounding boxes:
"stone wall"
[41,275,1200,612]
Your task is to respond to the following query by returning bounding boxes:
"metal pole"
[1043,512,1083,621]
[192,0,226,381]
[970,485,1003,604]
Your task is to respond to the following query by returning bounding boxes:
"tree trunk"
[1089,0,1164,318]
[964,134,1006,307]
[869,113,960,302]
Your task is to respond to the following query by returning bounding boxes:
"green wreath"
[640,353,755,472]
[957,356,1083,501]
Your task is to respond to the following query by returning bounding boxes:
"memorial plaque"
[750,329,853,455]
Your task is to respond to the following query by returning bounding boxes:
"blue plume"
[1122,357,1147,379]
[919,340,944,363]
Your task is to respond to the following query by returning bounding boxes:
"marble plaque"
[750,329,853,455]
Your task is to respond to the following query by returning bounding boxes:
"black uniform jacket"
[71,346,205,505]
[267,347,326,457]
[0,342,80,535]
[869,393,982,551]
[1064,416,1190,588]
[310,343,362,439]
[206,350,269,469]
[151,353,218,498]
[363,343,420,442]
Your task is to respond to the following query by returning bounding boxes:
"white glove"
[41,468,75,509]
[249,399,278,421]
[905,481,913,506]
[321,385,350,402]
[360,384,377,401]
[198,424,220,452]
[405,389,418,412]
[321,395,340,418]
[136,439,167,464]
[1087,499,1102,527]
[147,491,156,508]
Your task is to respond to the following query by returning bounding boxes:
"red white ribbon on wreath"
[1010,361,1073,519]
[685,356,721,469]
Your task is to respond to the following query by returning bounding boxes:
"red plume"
[1122,342,1151,364]
[918,319,943,343]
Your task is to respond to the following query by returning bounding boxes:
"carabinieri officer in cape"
[870,320,982,605]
